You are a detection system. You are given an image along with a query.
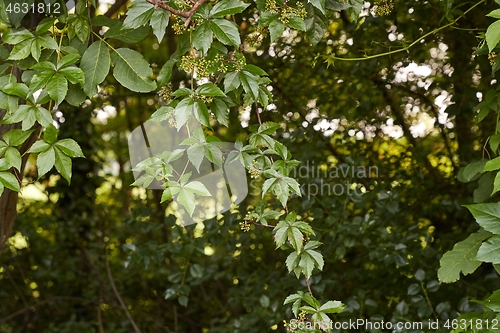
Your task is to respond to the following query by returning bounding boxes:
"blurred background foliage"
[2,0,500,332]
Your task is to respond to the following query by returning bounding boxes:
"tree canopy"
[2,0,500,332]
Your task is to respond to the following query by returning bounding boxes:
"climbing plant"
[0,0,368,330]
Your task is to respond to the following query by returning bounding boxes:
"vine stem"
[105,249,142,333]
[305,277,313,296]
[327,0,486,62]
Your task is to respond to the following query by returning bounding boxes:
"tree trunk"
[0,119,40,256]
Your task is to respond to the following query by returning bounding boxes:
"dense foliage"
[2,0,500,332]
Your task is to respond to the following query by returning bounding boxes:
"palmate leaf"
[438,229,492,283]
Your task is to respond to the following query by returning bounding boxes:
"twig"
[105,250,142,333]
[146,0,209,28]
[305,278,313,296]
[251,220,275,228]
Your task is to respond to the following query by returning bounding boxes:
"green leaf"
[178,295,188,307]
[30,39,41,62]
[112,48,156,93]
[465,203,500,234]
[269,19,285,42]
[81,41,111,96]
[57,53,80,70]
[0,141,6,156]
[258,122,280,134]
[476,235,500,264]
[488,9,500,19]
[224,71,241,92]
[240,71,259,101]
[7,38,33,60]
[192,100,211,126]
[37,35,58,50]
[187,144,205,172]
[307,249,324,270]
[288,16,306,31]
[482,290,500,312]
[196,83,226,97]
[486,20,500,53]
[177,188,197,216]
[150,9,171,43]
[493,172,500,196]
[3,28,33,44]
[483,156,500,172]
[262,177,278,197]
[319,300,344,313]
[75,17,90,42]
[259,295,270,308]
[171,88,192,98]
[204,143,223,167]
[29,71,53,94]
[59,67,85,85]
[35,17,56,35]
[438,229,492,283]
[461,160,486,181]
[1,82,28,99]
[34,107,53,128]
[5,147,21,171]
[104,22,150,43]
[55,139,85,158]
[36,147,55,178]
[161,186,181,203]
[490,133,500,152]
[211,99,229,127]
[305,5,327,46]
[0,171,20,192]
[44,124,58,144]
[32,61,56,71]
[157,59,176,87]
[54,147,72,184]
[27,141,51,153]
[46,73,68,106]
[150,105,174,122]
[3,129,34,146]
[210,0,250,17]
[184,181,211,196]
[299,252,315,278]
[193,21,213,55]
[209,19,241,47]
[123,0,154,29]
[175,98,195,130]
[308,0,325,14]
[285,251,300,272]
